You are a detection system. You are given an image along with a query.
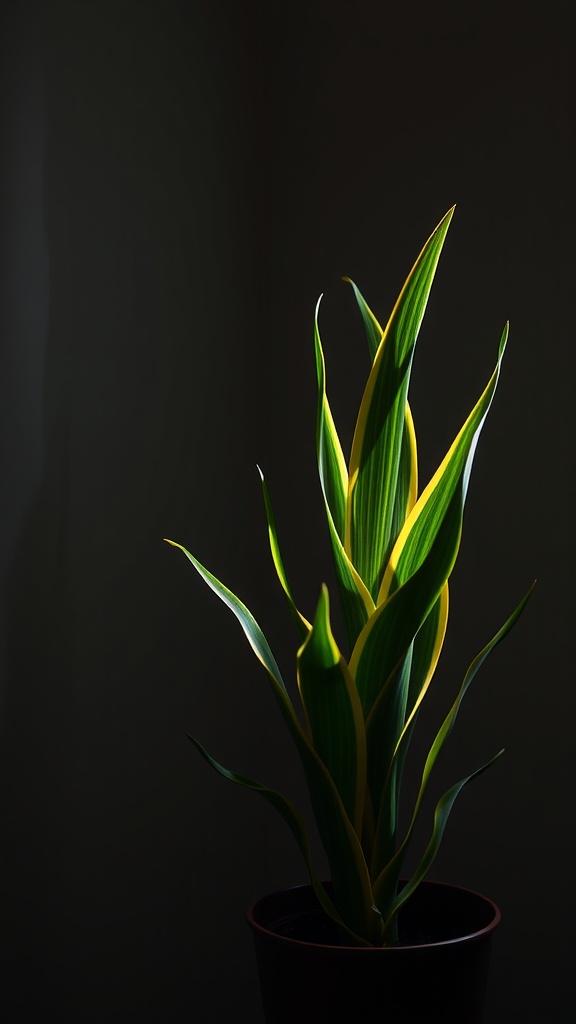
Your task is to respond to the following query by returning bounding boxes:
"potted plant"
[165,207,533,1024]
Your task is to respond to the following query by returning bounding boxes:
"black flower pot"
[247,880,500,1024]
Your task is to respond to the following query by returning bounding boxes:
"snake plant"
[165,207,532,947]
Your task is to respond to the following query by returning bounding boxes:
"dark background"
[0,1,573,1021]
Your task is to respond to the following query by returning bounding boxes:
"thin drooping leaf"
[346,208,455,600]
[164,539,288,693]
[258,466,311,642]
[372,582,535,911]
[297,585,366,835]
[165,539,380,942]
[379,324,508,602]
[379,750,504,941]
[187,735,372,946]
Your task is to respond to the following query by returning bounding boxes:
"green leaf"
[346,208,455,600]
[165,538,381,943]
[364,584,449,875]
[350,486,463,718]
[164,539,288,694]
[379,324,508,603]
[314,301,375,648]
[372,582,535,918]
[258,466,311,642]
[381,749,504,938]
[344,278,418,547]
[342,277,383,361]
[187,734,372,946]
[314,296,348,542]
[350,327,508,719]
[297,585,367,835]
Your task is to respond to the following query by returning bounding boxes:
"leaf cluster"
[165,209,533,946]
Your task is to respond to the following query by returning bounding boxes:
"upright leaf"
[345,278,419,542]
[346,208,454,599]
[314,301,375,648]
[297,586,366,836]
[379,324,508,602]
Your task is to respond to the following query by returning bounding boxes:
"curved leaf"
[187,734,371,946]
[380,749,504,937]
[372,582,535,917]
[314,296,348,542]
[350,486,462,717]
[258,466,311,641]
[165,538,380,942]
[379,324,508,603]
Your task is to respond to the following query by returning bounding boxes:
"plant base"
[247,880,500,1024]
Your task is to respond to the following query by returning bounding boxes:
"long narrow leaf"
[379,324,508,602]
[350,486,463,717]
[164,539,288,692]
[364,584,449,875]
[187,734,371,946]
[165,539,380,942]
[380,750,504,935]
[344,277,418,542]
[315,300,374,648]
[342,277,383,361]
[314,296,348,542]
[297,585,366,836]
[372,582,535,911]
[350,329,508,718]
[258,466,311,642]
[346,208,454,599]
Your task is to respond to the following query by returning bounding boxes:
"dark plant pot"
[247,880,500,1024]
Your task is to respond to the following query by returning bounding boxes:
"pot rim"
[246,878,501,952]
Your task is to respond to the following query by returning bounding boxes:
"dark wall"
[0,1,573,1021]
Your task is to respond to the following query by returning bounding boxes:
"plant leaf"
[346,208,454,599]
[344,278,418,547]
[381,749,504,934]
[314,295,348,542]
[379,324,508,602]
[187,734,372,946]
[297,585,367,836]
[165,538,380,942]
[258,466,311,642]
[164,539,289,693]
[372,581,535,917]
[364,584,449,875]
[314,302,375,648]
[350,327,508,719]
[350,485,463,717]
[342,276,383,361]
